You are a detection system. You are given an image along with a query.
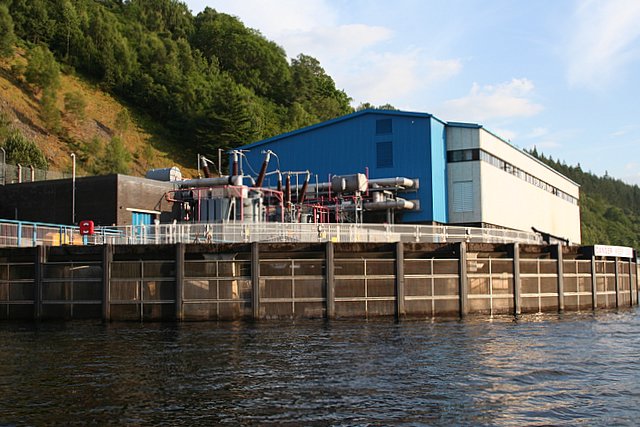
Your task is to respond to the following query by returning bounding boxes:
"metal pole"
[71,153,76,225]
[1,147,5,185]
[458,241,469,318]
[395,241,405,319]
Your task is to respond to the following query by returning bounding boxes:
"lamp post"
[71,153,76,225]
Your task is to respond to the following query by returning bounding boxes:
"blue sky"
[183,0,640,185]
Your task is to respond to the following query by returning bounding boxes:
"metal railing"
[0,219,123,247]
[0,219,543,247]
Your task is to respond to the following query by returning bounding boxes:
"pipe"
[321,198,416,212]
[232,151,239,177]
[364,198,415,211]
[282,176,418,194]
[179,176,243,187]
[200,155,211,178]
[254,151,271,188]
[285,174,291,207]
[368,177,417,189]
[298,172,310,205]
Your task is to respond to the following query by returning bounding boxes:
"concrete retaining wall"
[0,243,637,321]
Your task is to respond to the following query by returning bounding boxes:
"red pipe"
[298,173,310,205]
[285,175,291,208]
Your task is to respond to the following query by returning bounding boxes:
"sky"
[183,0,640,185]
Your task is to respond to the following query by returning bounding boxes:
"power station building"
[238,109,581,243]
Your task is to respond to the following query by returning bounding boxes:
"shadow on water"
[1,308,639,425]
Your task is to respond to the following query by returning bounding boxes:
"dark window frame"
[376,141,393,168]
[376,119,393,135]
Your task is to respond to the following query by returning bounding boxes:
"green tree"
[64,91,87,121]
[114,109,131,134]
[25,45,61,93]
[0,4,16,57]
[100,136,131,174]
[9,0,55,45]
[290,54,352,122]
[40,87,61,133]
[2,131,48,168]
[192,8,291,101]
[58,0,81,60]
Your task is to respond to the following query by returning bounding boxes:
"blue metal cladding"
[132,211,152,226]
[430,119,448,222]
[237,110,448,223]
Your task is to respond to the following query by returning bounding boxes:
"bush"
[64,91,87,121]
[100,136,130,174]
[25,45,60,93]
[40,88,61,133]
[0,4,16,58]
[2,131,48,169]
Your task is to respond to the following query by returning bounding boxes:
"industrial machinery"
[160,150,420,225]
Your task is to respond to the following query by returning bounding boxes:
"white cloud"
[186,0,337,34]
[438,78,543,122]
[344,54,462,106]
[279,24,394,61]
[566,0,640,89]
[526,127,549,139]
[185,0,462,107]
[491,128,517,142]
[533,140,561,150]
[192,0,389,59]
[610,125,635,137]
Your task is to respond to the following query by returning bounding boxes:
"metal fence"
[0,219,543,247]
[1,163,73,185]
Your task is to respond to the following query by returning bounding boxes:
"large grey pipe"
[323,198,416,211]
[364,198,415,211]
[368,177,417,189]
[284,176,418,193]
[179,175,243,187]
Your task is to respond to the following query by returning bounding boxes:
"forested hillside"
[530,149,640,247]
[0,0,352,174]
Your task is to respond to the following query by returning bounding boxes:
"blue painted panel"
[430,119,448,223]
[132,212,152,226]
[236,110,448,223]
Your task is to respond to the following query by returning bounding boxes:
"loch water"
[1,309,639,426]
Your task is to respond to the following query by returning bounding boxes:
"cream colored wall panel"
[479,164,581,243]
[479,129,579,198]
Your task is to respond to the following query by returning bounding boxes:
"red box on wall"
[79,220,95,236]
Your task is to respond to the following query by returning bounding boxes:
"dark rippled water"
[1,309,640,426]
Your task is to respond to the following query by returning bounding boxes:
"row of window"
[447,149,578,205]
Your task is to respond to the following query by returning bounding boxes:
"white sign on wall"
[593,245,634,259]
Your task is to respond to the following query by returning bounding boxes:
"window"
[376,141,393,168]
[376,119,392,134]
[453,181,473,212]
[447,149,480,163]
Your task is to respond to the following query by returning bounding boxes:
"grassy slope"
[0,50,197,177]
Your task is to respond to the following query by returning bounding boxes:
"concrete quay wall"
[0,243,637,321]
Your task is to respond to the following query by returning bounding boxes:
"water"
[1,309,639,426]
